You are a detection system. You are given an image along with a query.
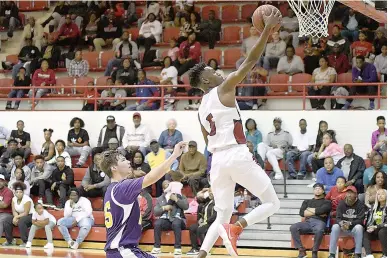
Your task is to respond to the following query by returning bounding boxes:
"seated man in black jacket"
[187,188,217,256]
[0,1,20,38]
[45,156,74,209]
[78,153,110,198]
[336,144,366,194]
[11,38,41,80]
[290,183,331,258]
[0,139,18,180]
[197,10,221,49]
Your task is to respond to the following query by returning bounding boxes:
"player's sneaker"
[44,243,54,249]
[218,223,243,257]
[173,249,182,255]
[25,242,32,248]
[150,247,161,254]
[186,249,199,255]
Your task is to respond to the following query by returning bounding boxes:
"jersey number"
[206,113,246,144]
[104,201,113,229]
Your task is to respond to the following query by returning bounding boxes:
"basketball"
[252,5,282,33]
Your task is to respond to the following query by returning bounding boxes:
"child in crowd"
[164,171,184,217]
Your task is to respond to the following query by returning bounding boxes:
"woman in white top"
[47,140,72,168]
[208,59,225,79]
[11,182,34,247]
[26,202,57,249]
[308,56,337,109]
[160,56,179,111]
[9,168,31,196]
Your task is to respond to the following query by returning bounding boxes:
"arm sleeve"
[131,41,139,60]
[48,70,56,85]
[76,199,93,222]
[63,169,74,185]
[112,177,144,205]
[153,199,163,217]
[350,203,366,228]
[299,200,308,217]
[63,201,72,217]
[81,168,90,186]
[354,157,366,181]
[363,65,378,83]
[315,200,332,215]
[336,201,345,224]
[95,174,110,189]
[175,195,189,210]
[158,131,165,147]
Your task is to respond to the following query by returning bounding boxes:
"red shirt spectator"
[178,38,201,63]
[58,17,80,39]
[325,178,350,217]
[0,177,13,214]
[328,45,350,75]
[351,32,372,58]
[32,62,56,86]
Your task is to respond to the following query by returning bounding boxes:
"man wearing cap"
[290,183,331,258]
[179,141,208,196]
[328,186,366,258]
[258,117,293,180]
[0,174,14,247]
[55,14,80,52]
[94,116,125,155]
[122,112,152,157]
[145,140,179,196]
[316,157,344,194]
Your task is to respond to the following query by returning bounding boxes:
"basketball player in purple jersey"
[100,142,186,258]
[188,9,282,258]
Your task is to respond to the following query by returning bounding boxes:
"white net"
[287,0,336,38]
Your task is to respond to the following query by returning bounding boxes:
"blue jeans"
[237,101,253,110]
[341,29,359,42]
[57,217,94,244]
[329,224,363,254]
[290,218,326,252]
[260,56,280,70]
[125,103,154,111]
[7,89,25,107]
[286,150,312,176]
[307,153,314,170]
[104,58,122,76]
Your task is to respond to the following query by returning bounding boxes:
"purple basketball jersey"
[104,177,144,251]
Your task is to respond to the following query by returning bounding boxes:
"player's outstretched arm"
[220,9,282,93]
[142,142,187,189]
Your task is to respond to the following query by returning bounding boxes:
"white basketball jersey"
[198,87,246,153]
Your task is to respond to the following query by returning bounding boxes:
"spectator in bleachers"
[187,188,216,256]
[82,81,101,111]
[177,15,191,45]
[79,153,109,198]
[104,31,139,77]
[151,180,189,256]
[160,56,179,97]
[261,31,286,70]
[258,117,293,180]
[9,152,31,184]
[311,131,343,175]
[372,27,386,57]
[21,17,44,51]
[137,13,162,54]
[316,157,344,194]
[179,141,208,196]
[286,119,315,180]
[82,13,99,52]
[236,83,256,111]
[0,139,18,180]
[158,119,183,152]
[365,171,386,208]
[39,36,61,69]
[303,48,320,75]
[57,188,94,250]
[98,78,115,109]
[30,155,52,203]
[208,59,225,79]
[341,8,362,43]
[112,58,137,86]
[279,7,300,48]
[125,70,160,111]
[289,183,331,258]
[160,1,174,28]
[328,187,365,258]
[351,31,373,65]
[336,144,366,193]
[39,128,55,164]
[166,38,179,62]
[11,182,33,247]
[104,79,127,111]
[56,14,80,52]
[86,1,108,21]
[145,140,179,197]
[325,176,347,217]
[308,56,337,110]
[277,45,304,75]
[236,26,260,69]
[175,32,201,76]
[247,141,264,168]
[326,25,350,56]
[374,45,387,82]
[108,138,120,152]
[25,202,56,249]
[131,151,151,192]
[198,10,221,50]
[364,154,387,187]
[8,168,30,196]
[123,1,138,28]
[45,156,74,209]
[122,112,152,157]
[327,43,350,75]
[47,140,72,168]
[66,117,92,168]
[0,174,14,247]
[93,10,122,52]
[0,126,9,156]
[139,189,153,231]
[29,60,56,109]
[343,55,378,110]
[245,118,262,153]
[308,121,329,169]
[12,38,41,80]
[189,12,201,36]
[364,188,387,258]
[9,120,31,161]
[94,115,125,155]
[65,2,87,31]
[68,50,89,78]
[6,67,31,110]
[369,116,387,163]
[41,1,69,31]
[138,1,161,28]
[0,1,19,38]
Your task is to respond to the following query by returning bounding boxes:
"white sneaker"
[25,242,32,248]
[364,255,374,258]
[274,173,284,180]
[307,182,315,188]
[151,248,161,254]
[44,243,54,249]
[70,242,79,250]
[174,249,182,255]
[67,240,74,248]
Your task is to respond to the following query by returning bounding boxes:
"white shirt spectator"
[346,15,358,31]
[122,124,152,149]
[68,59,89,77]
[139,20,163,43]
[12,194,34,214]
[161,66,178,85]
[0,126,10,147]
[313,67,337,84]
[281,16,299,32]
[115,40,139,60]
[64,196,94,222]
[47,151,72,168]
[32,209,57,224]
[241,36,259,56]
[374,53,387,74]
[113,88,127,106]
[265,40,287,57]
[277,55,305,74]
[292,131,315,152]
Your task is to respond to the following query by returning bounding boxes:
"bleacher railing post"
[266,216,271,229]
[283,154,288,198]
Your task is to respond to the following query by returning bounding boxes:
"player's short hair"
[189,62,207,88]
[100,150,120,178]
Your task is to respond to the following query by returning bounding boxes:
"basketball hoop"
[287,0,336,38]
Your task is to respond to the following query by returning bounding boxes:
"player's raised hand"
[262,8,282,29]
[172,141,187,158]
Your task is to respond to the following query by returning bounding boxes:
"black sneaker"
[287,174,297,180]
[297,248,307,258]
[354,254,362,258]
[186,249,199,255]
[312,251,318,258]
[328,254,336,258]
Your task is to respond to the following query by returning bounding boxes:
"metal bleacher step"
[246,224,293,231]
[279,199,304,208]
[238,239,292,248]
[274,184,312,194]
[255,215,300,225]
[272,180,314,185]
[241,231,291,241]
[278,193,312,200]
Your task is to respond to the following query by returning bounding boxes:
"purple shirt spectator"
[352,62,378,83]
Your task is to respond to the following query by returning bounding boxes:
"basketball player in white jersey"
[188,9,282,258]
